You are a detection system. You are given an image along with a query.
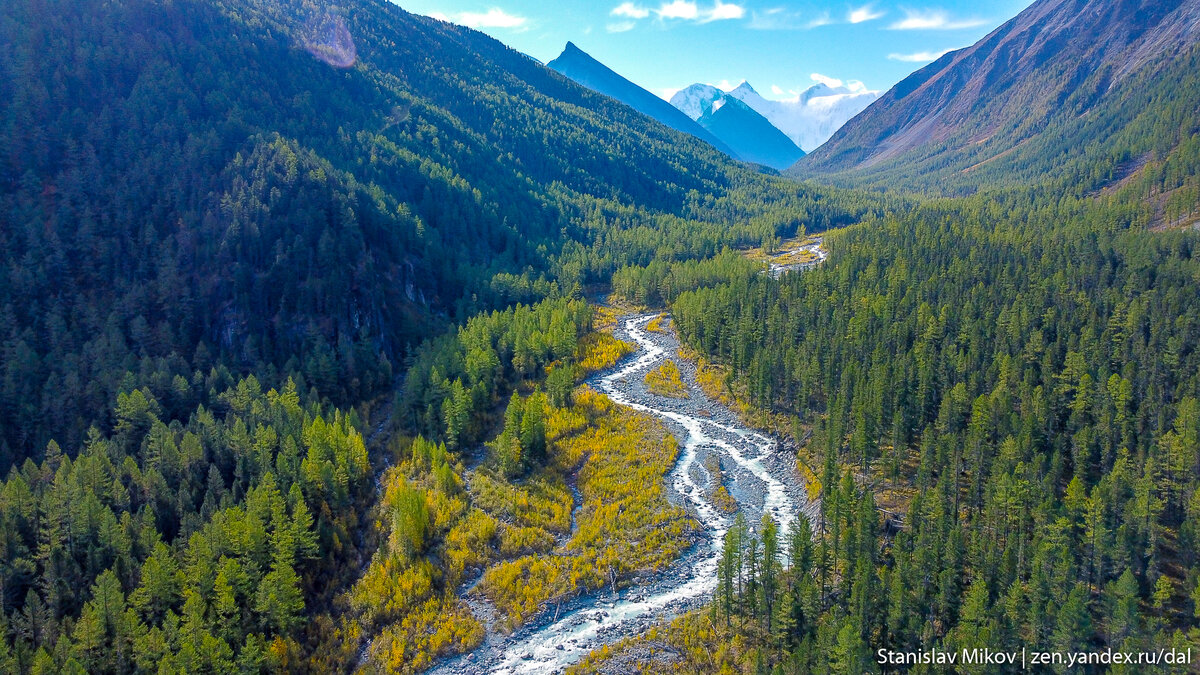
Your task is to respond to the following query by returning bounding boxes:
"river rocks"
[428,313,817,675]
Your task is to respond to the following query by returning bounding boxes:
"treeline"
[670,192,1200,669]
[0,376,373,673]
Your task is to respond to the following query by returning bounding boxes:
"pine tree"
[256,523,304,635]
[760,515,780,633]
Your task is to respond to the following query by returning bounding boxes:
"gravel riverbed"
[429,314,817,675]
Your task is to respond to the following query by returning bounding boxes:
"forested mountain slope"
[793,0,1200,196]
[0,0,864,469]
[0,1,889,671]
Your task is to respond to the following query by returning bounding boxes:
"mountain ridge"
[696,95,805,170]
[547,41,739,159]
[792,0,1200,192]
[671,79,879,153]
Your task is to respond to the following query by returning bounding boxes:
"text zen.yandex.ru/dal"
[876,646,1194,669]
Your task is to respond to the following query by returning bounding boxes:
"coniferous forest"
[1,0,1199,672]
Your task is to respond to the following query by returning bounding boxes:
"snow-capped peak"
[669,83,725,121]
[670,75,881,152]
[725,79,881,152]
[730,81,758,97]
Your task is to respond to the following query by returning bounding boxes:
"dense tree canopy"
[663,186,1200,670]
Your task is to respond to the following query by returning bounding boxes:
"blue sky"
[394,0,1033,99]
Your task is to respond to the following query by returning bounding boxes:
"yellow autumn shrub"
[367,596,484,675]
[644,360,688,398]
[474,387,696,630]
[471,469,572,533]
[576,332,634,374]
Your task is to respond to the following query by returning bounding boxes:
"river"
[431,314,817,674]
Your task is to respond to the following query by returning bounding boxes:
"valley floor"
[430,314,817,674]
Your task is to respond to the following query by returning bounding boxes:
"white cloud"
[611,2,651,19]
[806,12,834,28]
[889,10,987,30]
[657,0,699,19]
[771,84,785,95]
[704,1,745,21]
[810,73,844,88]
[440,8,529,30]
[658,87,682,100]
[651,1,744,23]
[607,20,637,32]
[748,8,805,29]
[887,47,958,61]
[848,4,885,23]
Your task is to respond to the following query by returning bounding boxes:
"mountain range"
[549,44,824,170]
[655,84,803,170]
[672,80,879,153]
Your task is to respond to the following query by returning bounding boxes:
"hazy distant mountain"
[695,96,805,170]
[548,42,739,159]
[727,81,879,153]
[672,81,878,153]
[794,0,1200,191]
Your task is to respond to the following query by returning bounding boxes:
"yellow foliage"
[797,458,822,502]
[475,389,696,630]
[680,346,733,407]
[703,456,738,514]
[365,596,484,675]
[443,509,499,586]
[471,469,572,534]
[497,524,557,557]
[568,610,752,674]
[351,327,695,663]
[644,360,689,399]
[646,314,666,333]
[711,486,738,515]
[592,305,624,331]
[545,404,590,443]
[350,437,485,670]
[573,386,615,414]
[477,556,572,631]
[576,332,634,374]
[351,557,434,629]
